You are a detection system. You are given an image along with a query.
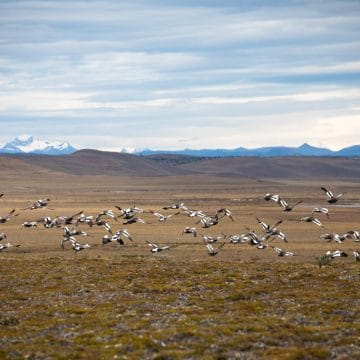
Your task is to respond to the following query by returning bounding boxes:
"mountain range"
[131,143,360,157]
[0,135,76,155]
[1,135,360,157]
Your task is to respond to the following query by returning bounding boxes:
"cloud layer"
[1,0,360,150]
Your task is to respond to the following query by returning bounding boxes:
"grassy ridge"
[1,256,359,359]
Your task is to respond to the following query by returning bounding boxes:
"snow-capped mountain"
[0,135,76,155]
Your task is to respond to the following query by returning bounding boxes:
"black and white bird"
[102,229,132,245]
[22,198,52,210]
[277,197,302,212]
[264,193,280,202]
[199,215,220,228]
[184,209,206,218]
[271,246,294,257]
[116,205,144,220]
[206,243,225,256]
[0,243,20,252]
[300,216,324,227]
[182,227,197,237]
[0,232,7,241]
[0,209,18,224]
[147,242,171,253]
[216,208,234,221]
[162,202,185,210]
[123,217,147,225]
[321,187,344,204]
[223,233,250,244]
[325,250,348,258]
[69,237,91,254]
[345,230,360,242]
[202,235,223,244]
[95,210,118,222]
[21,221,38,228]
[150,211,180,222]
[256,217,286,241]
[352,250,360,261]
[312,207,330,218]
[320,233,347,243]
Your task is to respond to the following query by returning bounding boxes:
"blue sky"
[1,0,360,151]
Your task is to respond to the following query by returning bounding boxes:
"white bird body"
[182,227,197,237]
[21,221,38,228]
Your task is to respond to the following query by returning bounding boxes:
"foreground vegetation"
[1,256,359,359]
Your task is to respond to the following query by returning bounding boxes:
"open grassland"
[1,258,359,359]
[1,173,360,359]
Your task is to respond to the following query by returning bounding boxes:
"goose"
[0,232,7,241]
[0,209,18,224]
[55,211,84,226]
[95,219,112,234]
[256,217,283,233]
[223,233,250,244]
[21,221,38,228]
[102,229,132,245]
[264,193,280,202]
[312,207,330,218]
[255,218,287,242]
[63,226,89,238]
[300,216,324,227]
[202,235,223,244]
[116,205,144,219]
[320,233,347,243]
[39,216,61,228]
[321,187,344,204]
[277,197,302,212]
[116,229,133,241]
[76,214,95,226]
[199,215,220,228]
[95,210,118,222]
[70,239,91,254]
[270,246,294,257]
[0,243,20,252]
[352,250,360,261]
[216,208,234,221]
[345,230,360,242]
[184,209,206,218]
[182,227,197,237]
[22,198,52,210]
[325,250,348,258]
[150,211,180,222]
[147,242,171,253]
[123,217,147,225]
[206,243,225,256]
[162,202,185,210]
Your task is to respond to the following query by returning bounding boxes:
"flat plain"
[0,154,360,359]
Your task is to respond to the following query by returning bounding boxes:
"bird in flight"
[321,187,344,204]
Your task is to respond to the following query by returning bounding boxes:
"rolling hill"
[1,150,360,180]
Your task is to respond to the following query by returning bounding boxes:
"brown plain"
[0,152,359,359]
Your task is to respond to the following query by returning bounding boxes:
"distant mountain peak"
[0,135,76,155]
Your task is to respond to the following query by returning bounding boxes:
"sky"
[1,0,360,151]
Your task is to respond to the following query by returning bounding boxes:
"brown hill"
[0,150,190,177]
[1,150,360,179]
[176,156,360,179]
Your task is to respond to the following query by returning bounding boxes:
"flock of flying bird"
[0,188,359,262]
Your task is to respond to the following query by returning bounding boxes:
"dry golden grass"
[1,173,360,359]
